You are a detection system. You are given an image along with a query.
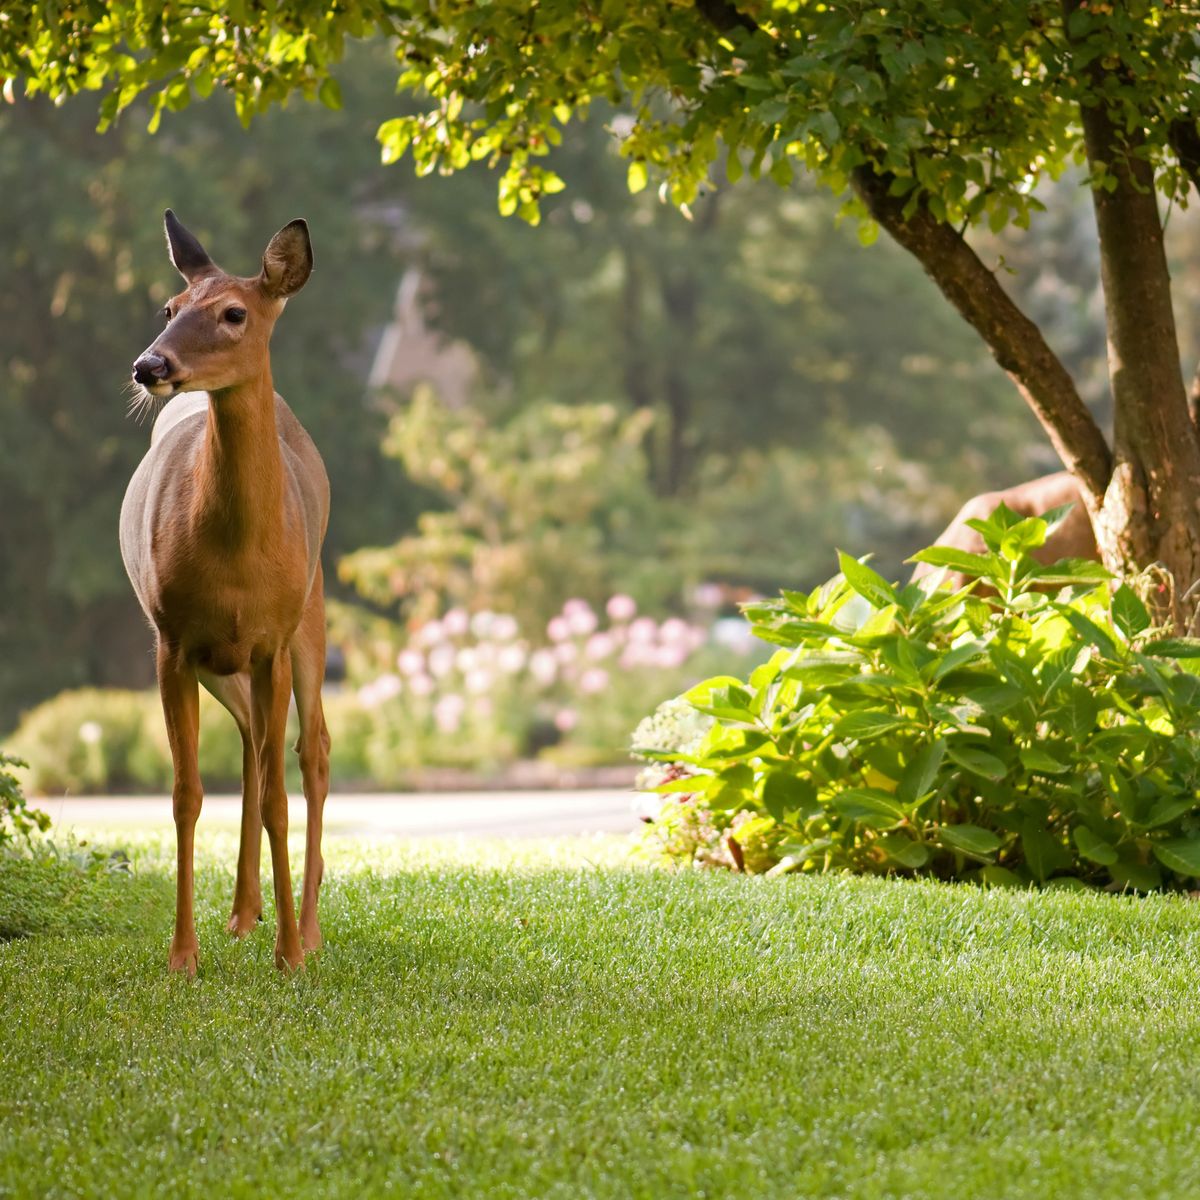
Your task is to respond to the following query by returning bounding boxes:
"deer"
[910,471,1098,590]
[120,211,330,974]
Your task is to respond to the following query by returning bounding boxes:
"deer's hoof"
[274,942,306,973]
[227,909,263,938]
[168,943,199,976]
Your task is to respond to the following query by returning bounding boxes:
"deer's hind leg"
[292,568,330,954]
[199,669,263,937]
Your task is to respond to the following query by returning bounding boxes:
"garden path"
[42,789,642,839]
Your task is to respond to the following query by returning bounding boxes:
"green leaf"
[1055,607,1119,660]
[908,547,996,578]
[878,834,930,869]
[1111,584,1150,640]
[1020,824,1072,882]
[1140,795,1198,830]
[1072,826,1118,866]
[1143,638,1200,659]
[938,824,1001,857]
[977,865,1026,888]
[829,788,906,828]
[1108,861,1162,892]
[1153,838,1200,878]
[761,771,819,823]
[833,711,910,741]
[318,76,343,110]
[944,742,1008,780]
[837,551,897,609]
[896,738,945,806]
[627,160,648,194]
[1020,747,1068,774]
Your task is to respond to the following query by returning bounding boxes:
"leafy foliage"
[0,754,48,848]
[6,2,1200,229]
[341,391,669,628]
[637,502,1200,890]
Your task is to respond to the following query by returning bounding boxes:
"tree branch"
[851,165,1112,500]
[1168,115,1200,428]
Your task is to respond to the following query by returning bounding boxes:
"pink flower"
[416,619,444,647]
[470,610,496,638]
[579,667,609,695]
[691,582,724,610]
[628,617,657,644]
[554,708,579,733]
[529,648,557,685]
[498,644,527,674]
[434,693,465,733]
[408,673,435,697]
[555,641,579,664]
[547,615,571,642]
[566,604,598,636]
[490,614,519,641]
[606,594,637,622]
[659,617,691,645]
[396,648,425,676]
[443,607,470,637]
[428,644,456,678]
[654,644,687,670]
[585,632,615,660]
[465,668,493,695]
[562,598,592,618]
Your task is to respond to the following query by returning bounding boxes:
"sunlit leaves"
[5,1,1200,225]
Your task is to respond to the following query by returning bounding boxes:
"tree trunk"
[1070,15,1200,624]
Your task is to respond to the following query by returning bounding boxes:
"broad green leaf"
[1152,838,1200,878]
[1108,861,1163,892]
[938,824,1001,857]
[1020,824,1072,882]
[878,834,930,869]
[1143,638,1200,659]
[944,742,1008,780]
[896,738,946,806]
[832,711,910,741]
[1112,584,1150,640]
[1054,606,1119,660]
[977,865,1026,888]
[908,546,996,578]
[1072,825,1118,865]
[1139,795,1198,830]
[761,771,819,823]
[829,788,906,828]
[1019,747,1068,774]
[837,551,897,609]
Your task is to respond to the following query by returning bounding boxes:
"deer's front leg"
[158,641,203,976]
[251,649,304,971]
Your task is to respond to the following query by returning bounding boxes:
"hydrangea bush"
[634,503,1200,890]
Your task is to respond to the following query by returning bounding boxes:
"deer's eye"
[161,307,172,324]
[224,306,247,325]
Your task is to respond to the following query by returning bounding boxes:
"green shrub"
[7,688,267,793]
[636,502,1200,890]
[0,754,49,848]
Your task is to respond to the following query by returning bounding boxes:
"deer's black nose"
[132,352,172,386]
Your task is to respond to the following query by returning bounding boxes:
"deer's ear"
[259,219,312,300]
[164,210,214,282]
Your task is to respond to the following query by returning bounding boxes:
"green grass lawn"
[4,833,1200,1198]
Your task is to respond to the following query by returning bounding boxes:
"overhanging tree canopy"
[5,1,1200,616]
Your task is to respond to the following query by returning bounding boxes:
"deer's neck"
[193,370,283,547]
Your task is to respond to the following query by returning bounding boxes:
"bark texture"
[1069,8,1200,618]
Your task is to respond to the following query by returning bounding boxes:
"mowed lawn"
[4,834,1200,1198]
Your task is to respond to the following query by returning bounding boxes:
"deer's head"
[132,211,313,398]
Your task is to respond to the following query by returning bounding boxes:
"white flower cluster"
[630,695,713,759]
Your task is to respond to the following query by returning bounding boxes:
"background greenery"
[5,41,1200,764]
